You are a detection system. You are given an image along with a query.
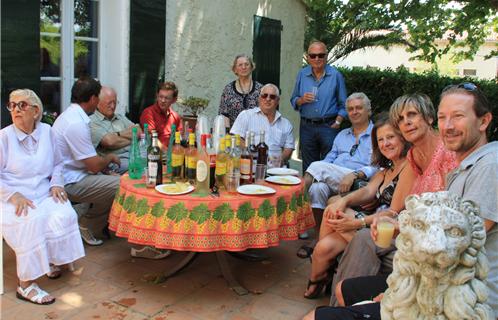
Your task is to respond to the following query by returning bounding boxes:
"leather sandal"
[46,264,62,279]
[16,283,55,305]
[304,278,329,299]
[296,245,314,259]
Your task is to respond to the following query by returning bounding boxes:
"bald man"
[90,86,139,173]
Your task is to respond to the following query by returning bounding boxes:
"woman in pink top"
[389,94,457,194]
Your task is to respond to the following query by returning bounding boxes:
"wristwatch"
[360,217,367,228]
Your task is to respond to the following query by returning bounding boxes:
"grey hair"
[231,54,255,73]
[389,93,434,129]
[260,83,280,97]
[346,92,371,111]
[9,89,44,122]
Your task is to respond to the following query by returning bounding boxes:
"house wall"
[164,0,306,135]
[335,41,497,80]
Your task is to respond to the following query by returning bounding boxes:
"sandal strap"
[18,283,51,304]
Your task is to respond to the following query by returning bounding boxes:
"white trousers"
[2,196,85,281]
[306,161,353,209]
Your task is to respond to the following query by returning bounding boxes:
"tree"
[304,0,498,64]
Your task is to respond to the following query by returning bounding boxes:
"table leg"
[154,252,198,283]
[215,251,249,296]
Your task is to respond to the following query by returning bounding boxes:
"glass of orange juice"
[375,217,395,248]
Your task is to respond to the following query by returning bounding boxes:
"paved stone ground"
[1,236,329,319]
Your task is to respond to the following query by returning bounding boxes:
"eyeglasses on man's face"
[157,95,175,101]
[308,53,327,60]
[260,93,278,100]
[7,101,35,112]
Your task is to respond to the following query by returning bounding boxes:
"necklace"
[237,78,252,95]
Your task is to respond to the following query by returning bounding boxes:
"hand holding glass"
[374,216,395,248]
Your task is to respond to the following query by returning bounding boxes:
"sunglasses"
[443,82,478,92]
[308,53,327,59]
[349,142,360,156]
[6,101,35,112]
[260,93,278,100]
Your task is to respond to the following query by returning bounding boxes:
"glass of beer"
[375,216,395,248]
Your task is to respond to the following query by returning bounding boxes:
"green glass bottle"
[128,127,143,179]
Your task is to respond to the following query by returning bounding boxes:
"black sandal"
[304,278,330,299]
[296,245,314,259]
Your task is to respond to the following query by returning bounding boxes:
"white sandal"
[16,283,55,305]
[47,262,75,279]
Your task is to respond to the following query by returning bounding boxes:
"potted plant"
[178,96,210,131]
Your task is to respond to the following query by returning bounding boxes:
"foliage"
[189,204,211,224]
[151,200,166,218]
[135,199,149,217]
[41,111,58,126]
[339,66,498,141]
[213,203,234,223]
[276,197,287,216]
[167,202,189,222]
[237,202,256,222]
[178,96,210,117]
[123,195,137,213]
[304,0,498,63]
[258,200,275,219]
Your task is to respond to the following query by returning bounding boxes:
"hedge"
[338,66,498,141]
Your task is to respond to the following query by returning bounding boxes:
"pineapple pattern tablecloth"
[109,175,314,251]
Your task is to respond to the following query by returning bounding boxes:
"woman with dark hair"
[218,54,263,128]
[304,112,412,299]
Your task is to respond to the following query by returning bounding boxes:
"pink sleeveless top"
[408,138,457,195]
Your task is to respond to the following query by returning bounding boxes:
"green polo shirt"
[89,110,134,158]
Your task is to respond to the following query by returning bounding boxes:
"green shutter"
[252,15,282,89]
[128,0,166,123]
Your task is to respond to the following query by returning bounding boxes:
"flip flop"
[16,283,55,305]
[296,245,314,259]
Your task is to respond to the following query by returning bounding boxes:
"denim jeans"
[299,120,339,172]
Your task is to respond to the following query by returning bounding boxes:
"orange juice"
[375,221,395,248]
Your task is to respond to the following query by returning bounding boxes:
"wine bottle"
[257,130,268,165]
[146,131,162,187]
[215,137,228,189]
[240,132,253,184]
[206,134,217,189]
[249,131,258,178]
[196,134,210,194]
[184,133,197,185]
[171,131,185,181]
[128,127,143,179]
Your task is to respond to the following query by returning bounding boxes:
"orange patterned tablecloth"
[109,175,314,252]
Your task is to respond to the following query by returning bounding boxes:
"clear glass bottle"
[138,132,148,177]
[215,137,228,189]
[146,131,162,187]
[240,132,253,184]
[228,135,240,174]
[196,134,210,194]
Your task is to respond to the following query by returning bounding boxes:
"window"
[40,0,99,113]
[462,69,477,77]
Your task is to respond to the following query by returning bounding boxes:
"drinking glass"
[255,164,267,184]
[227,173,241,194]
[375,217,395,248]
[268,148,282,169]
[311,86,319,102]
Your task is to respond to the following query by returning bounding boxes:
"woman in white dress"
[0,89,85,305]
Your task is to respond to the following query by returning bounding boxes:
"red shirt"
[140,103,183,147]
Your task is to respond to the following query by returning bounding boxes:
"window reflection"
[74,40,98,78]
[74,0,99,37]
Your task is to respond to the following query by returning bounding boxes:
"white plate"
[266,167,300,176]
[265,175,301,185]
[237,184,276,195]
[155,183,194,195]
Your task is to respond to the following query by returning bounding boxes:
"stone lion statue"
[381,191,494,320]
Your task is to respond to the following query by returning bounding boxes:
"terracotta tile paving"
[1,237,328,319]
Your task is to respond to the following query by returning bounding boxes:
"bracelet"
[360,217,367,228]
[386,208,398,216]
[335,120,341,126]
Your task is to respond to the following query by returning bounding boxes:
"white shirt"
[52,103,97,184]
[230,107,295,150]
[0,123,64,203]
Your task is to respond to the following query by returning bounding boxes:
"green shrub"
[339,66,498,141]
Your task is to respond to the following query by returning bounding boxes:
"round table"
[108,174,314,294]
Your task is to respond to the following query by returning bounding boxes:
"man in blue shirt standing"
[297,92,377,258]
[291,41,348,173]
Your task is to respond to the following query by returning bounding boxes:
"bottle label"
[196,160,208,181]
[172,153,184,167]
[209,154,216,167]
[215,161,227,175]
[186,156,197,169]
[148,162,158,183]
[240,159,251,175]
[148,154,161,161]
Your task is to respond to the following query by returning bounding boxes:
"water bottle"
[138,133,148,176]
[128,127,144,179]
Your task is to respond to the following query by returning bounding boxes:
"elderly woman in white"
[0,89,85,305]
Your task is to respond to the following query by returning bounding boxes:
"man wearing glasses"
[140,81,183,148]
[231,83,295,162]
[291,41,348,173]
[297,92,377,258]
[90,86,139,174]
